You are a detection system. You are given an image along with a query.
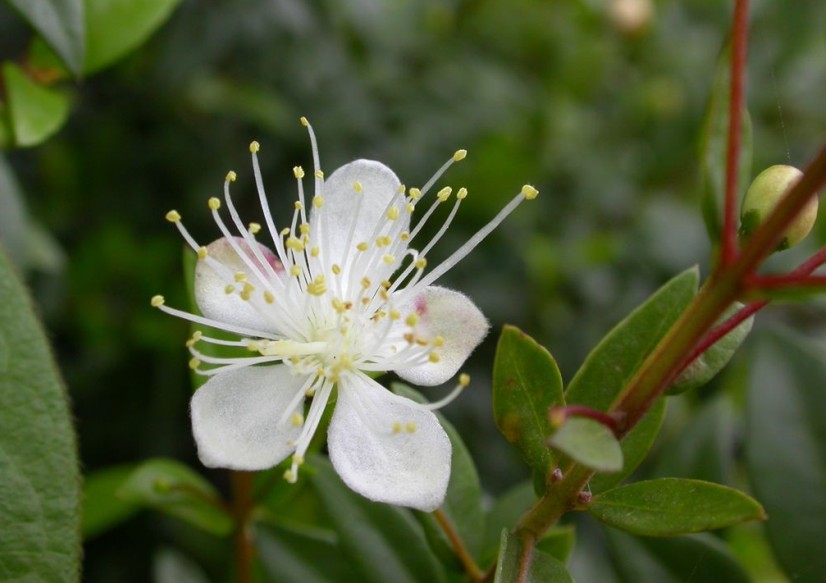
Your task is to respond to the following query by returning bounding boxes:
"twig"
[433,508,485,582]
[231,471,255,583]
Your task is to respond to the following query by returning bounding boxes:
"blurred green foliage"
[1,0,825,581]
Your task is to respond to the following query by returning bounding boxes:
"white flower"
[152,117,538,511]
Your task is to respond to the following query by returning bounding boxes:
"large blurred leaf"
[153,547,210,583]
[7,0,85,75]
[589,478,765,536]
[481,481,535,566]
[699,41,752,243]
[493,325,564,493]
[494,529,573,583]
[394,383,484,564]
[117,457,233,536]
[84,0,183,74]
[0,251,81,581]
[606,529,751,583]
[746,331,826,583]
[310,456,447,583]
[256,522,360,582]
[2,62,70,147]
[0,155,28,267]
[548,417,623,473]
[82,464,140,539]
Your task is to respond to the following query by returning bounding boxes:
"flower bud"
[739,165,818,251]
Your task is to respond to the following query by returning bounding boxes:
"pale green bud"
[739,165,818,251]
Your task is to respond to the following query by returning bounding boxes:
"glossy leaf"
[117,457,233,536]
[310,456,447,583]
[82,464,140,539]
[589,478,765,536]
[256,522,360,582]
[699,41,752,243]
[548,417,623,473]
[2,62,71,147]
[493,325,564,492]
[494,529,573,583]
[7,0,85,75]
[668,302,752,395]
[606,529,751,583]
[746,331,826,583]
[394,383,484,563]
[85,0,182,73]
[0,251,81,581]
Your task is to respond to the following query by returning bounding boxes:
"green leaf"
[393,383,484,564]
[481,481,535,566]
[256,522,360,582]
[0,251,81,581]
[536,525,576,564]
[589,478,765,536]
[588,397,666,493]
[746,331,826,583]
[493,325,565,492]
[84,0,183,74]
[605,529,751,583]
[82,464,140,539]
[117,458,233,536]
[494,529,574,583]
[0,155,28,267]
[2,62,70,147]
[7,0,85,75]
[310,456,447,583]
[548,417,623,473]
[699,40,752,243]
[668,302,752,395]
[153,547,211,583]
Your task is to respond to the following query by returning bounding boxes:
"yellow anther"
[409,188,422,200]
[376,235,391,247]
[246,340,260,352]
[383,254,395,264]
[234,272,247,282]
[429,352,441,363]
[314,170,324,179]
[310,246,320,257]
[400,232,410,241]
[226,171,237,182]
[313,196,324,208]
[150,295,165,307]
[185,338,196,348]
[392,422,403,434]
[433,335,445,347]
[521,184,539,200]
[249,141,260,153]
[406,203,415,214]
[286,237,305,251]
[356,242,369,252]
[361,277,371,289]
[280,227,291,236]
[389,309,401,320]
[192,331,203,341]
[248,222,261,234]
[332,298,345,314]
[294,201,305,211]
[398,184,406,194]
[415,257,427,270]
[459,373,471,387]
[264,291,275,304]
[224,284,235,294]
[283,469,297,483]
[306,386,317,396]
[197,246,208,260]
[406,313,419,326]
[381,280,391,289]
[299,223,310,235]
[290,413,304,427]
[307,275,327,296]
[165,210,181,223]
[290,265,301,277]
[453,149,467,162]
[208,197,221,210]
[405,422,418,433]
[404,332,415,344]
[293,454,305,465]
[242,282,255,294]
[353,181,363,193]
[332,264,342,275]
[300,116,309,126]
[189,357,201,370]
[387,206,400,220]
[457,187,468,200]
[240,289,252,301]
[437,187,452,202]
[293,166,305,179]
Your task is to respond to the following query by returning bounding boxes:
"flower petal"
[312,160,409,269]
[396,286,489,386]
[191,365,304,470]
[328,373,451,511]
[195,237,283,334]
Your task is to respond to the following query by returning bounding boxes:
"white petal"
[190,365,304,470]
[328,374,451,511]
[195,237,283,333]
[312,160,409,269]
[396,286,489,386]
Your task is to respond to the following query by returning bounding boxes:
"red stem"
[722,0,750,266]
[748,274,826,289]
[231,471,254,583]
[553,405,621,435]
